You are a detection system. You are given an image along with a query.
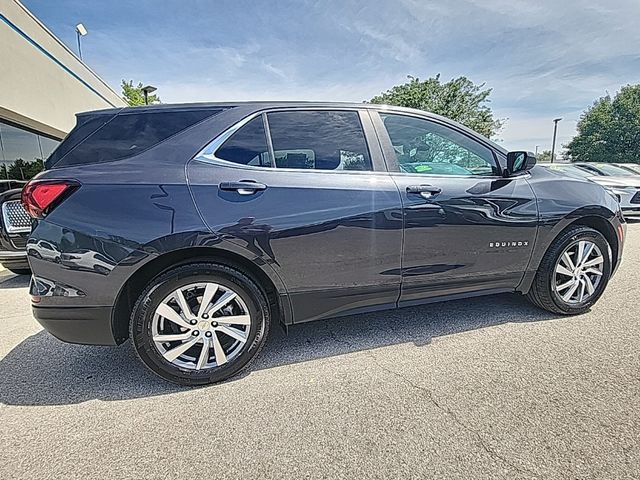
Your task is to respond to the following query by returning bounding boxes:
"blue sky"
[24,0,640,152]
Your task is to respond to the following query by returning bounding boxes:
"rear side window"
[267,111,371,171]
[216,117,271,167]
[52,109,223,167]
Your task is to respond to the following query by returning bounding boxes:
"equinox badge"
[489,241,529,248]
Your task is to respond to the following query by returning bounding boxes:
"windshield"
[593,163,639,176]
[546,164,594,179]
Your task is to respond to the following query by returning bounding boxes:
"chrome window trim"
[262,112,276,168]
[193,107,381,175]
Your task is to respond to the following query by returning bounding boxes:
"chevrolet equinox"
[22,103,626,385]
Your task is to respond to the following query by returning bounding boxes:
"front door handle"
[406,184,442,199]
[220,181,267,195]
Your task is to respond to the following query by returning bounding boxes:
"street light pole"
[141,85,157,105]
[550,118,562,163]
[75,23,87,60]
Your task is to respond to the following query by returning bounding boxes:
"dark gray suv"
[23,102,626,385]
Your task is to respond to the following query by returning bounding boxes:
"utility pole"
[550,118,562,163]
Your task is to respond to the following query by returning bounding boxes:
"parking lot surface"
[1,222,639,480]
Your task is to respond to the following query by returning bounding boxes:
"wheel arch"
[518,211,620,294]
[564,215,619,269]
[111,246,291,344]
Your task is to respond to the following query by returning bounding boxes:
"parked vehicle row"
[20,102,626,385]
[542,163,640,214]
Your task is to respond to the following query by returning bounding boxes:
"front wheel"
[527,226,612,315]
[130,262,270,386]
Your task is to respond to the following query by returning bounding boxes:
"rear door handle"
[406,184,442,199]
[219,181,267,195]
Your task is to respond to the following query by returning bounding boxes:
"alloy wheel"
[151,282,251,370]
[553,240,604,304]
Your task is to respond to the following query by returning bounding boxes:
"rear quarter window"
[52,109,225,167]
[45,113,115,168]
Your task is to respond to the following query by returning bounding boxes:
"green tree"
[566,85,640,164]
[536,150,552,163]
[369,74,504,138]
[121,80,161,106]
[3,159,43,180]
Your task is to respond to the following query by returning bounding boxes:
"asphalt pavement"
[1,222,639,479]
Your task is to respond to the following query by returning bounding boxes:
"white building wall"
[0,0,126,139]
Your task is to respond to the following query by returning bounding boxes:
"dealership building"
[0,0,126,180]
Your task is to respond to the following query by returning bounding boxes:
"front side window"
[380,113,497,176]
[267,111,372,171]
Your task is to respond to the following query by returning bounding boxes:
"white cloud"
[59,0,640,149]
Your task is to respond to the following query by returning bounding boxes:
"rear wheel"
[527,226,612,315]
[130,262,270,385]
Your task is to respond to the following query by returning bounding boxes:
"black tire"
[130,262,270,386]
[7,267,31,275]
[526,226,612,315]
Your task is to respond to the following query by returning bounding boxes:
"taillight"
[21,180,78,218]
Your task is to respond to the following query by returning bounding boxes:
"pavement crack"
[326,326,542,479]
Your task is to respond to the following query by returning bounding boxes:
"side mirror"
[505,151,536,177]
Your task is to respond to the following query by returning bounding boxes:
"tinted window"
[45,113,115,168]
[267,111,372,171]
[53,109,223,167]
[380,114,497,176]
[215,117,271,167]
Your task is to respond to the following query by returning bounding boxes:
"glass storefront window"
[0,121,60,180]
[38,136,60,160]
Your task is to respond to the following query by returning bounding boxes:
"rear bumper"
[32,305,118,346]
[0,250,29,270]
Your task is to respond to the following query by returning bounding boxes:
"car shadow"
[0,293,562,407]
[0,272,30,289]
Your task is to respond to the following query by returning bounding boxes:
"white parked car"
[60,249,116,274]
[613,163,640,175]
[26,239,61,263]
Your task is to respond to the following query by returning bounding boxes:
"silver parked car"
[613,163,640,175]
